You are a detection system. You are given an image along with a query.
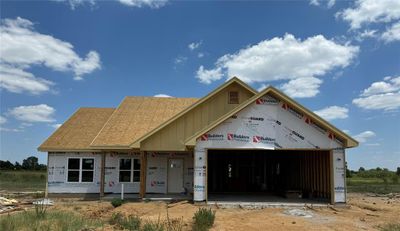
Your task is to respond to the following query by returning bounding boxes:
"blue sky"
[0,0,399,170]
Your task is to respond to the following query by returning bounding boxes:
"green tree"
[14,161,22,170]
[22,156,39,170]
[358,167,365,172]
[346,162,352,178]
[396,167,400,176]
[0,160,14,170]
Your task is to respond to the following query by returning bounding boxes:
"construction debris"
[33,198,54,206]
[283,208,313,218]
[0,197,18,206]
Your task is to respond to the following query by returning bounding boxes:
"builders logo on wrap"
[227,133,250,142]
[256,95,279,105]
[253,135,275,144]
[150,181,165,187]
[242,116,264,122]
[200,133,224,141]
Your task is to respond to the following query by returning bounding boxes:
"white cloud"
[381,21,400,43]
[196,66,224,84]
[196,34,358,98]
[154,94,172,97]
[51,123,62,129]
[353,76,400,110]
[314,106,349,121]
[353,130,376,143]
[353,92,400,110]
[0,64,54,94]
[197,52,205,58]
[174,56,187,65]
[280,77,323,98]
[365,143,380,146]
[59,0,96,10]
[188,41,202,51]
[310,0,335,8]
[337,0,400,30]
[0,115,6,125]
[0,17,101,93]
[118,0,168,8]
[8,104,55,123]
[0,115,23,132]
[355,29,378,41]
[0,127,22,132]
[361,76,400,96]
[57,0,168,9]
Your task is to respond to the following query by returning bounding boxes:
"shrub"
[109,212,124,225]
[391,175,399,184]
[109,212,141,230]
[141,220,165,231]
[121,215,141,231]
[34,202,47,219]
[192,208,216,231]
[111,198,124,208]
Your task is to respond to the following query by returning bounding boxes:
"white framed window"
[119,158,141,183]
[67,158,94,183]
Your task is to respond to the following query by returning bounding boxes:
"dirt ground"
[35,193,398,231]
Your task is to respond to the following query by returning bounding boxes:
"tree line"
[346,165,400,184]
[0,156,46,170]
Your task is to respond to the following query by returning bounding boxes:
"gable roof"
[130,77,258,148]
[185,86,358,148]
[38,108,115,152]
[90,97,198,148]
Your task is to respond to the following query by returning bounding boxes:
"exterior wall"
[104,153,141,193]
[48,152,101,193]
[193,93,344,202]
[48,152,193,194]
[146,152,193,194]
[141,82,255,151]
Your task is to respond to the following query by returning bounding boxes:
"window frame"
[66,157,95,183]
[118,157,141,183]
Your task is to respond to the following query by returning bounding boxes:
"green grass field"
[347,176,400,194]
[0,170,46,192]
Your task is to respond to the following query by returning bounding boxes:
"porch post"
[139,151,147,199]
[100,152,106,198]
[45,153,50,198]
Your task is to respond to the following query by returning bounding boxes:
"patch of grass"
[0,209,103,231]
[378,223,400,231]
[192,208,216,231]
[0,170,46,192]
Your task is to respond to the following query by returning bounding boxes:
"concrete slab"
[207,194,329,208]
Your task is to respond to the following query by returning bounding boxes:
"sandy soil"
[43,193,400,231]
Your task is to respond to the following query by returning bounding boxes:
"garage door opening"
[207,149,332,203]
